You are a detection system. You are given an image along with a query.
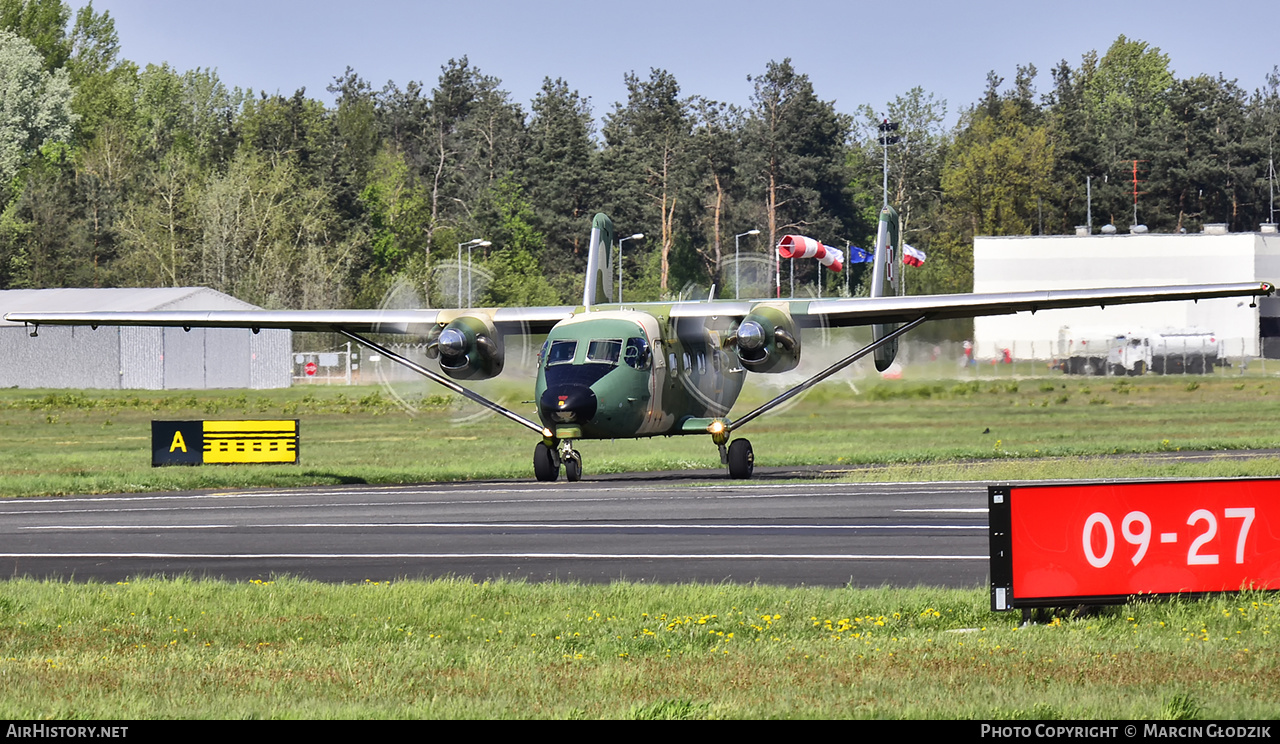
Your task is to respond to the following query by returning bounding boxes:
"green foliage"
[0,29,75,187]
[745,59,858,269]
[943,100,1055,237]
[1085,35,1174,131]
[1,18,1278,308]
[477,177,559,306]
[0,0,69,71]
[359,145,430,276]
[525,76,597,279]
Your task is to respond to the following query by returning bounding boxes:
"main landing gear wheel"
[727,438,754,480]
[533,442,558,482]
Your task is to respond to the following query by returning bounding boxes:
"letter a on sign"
[152,421,202,466]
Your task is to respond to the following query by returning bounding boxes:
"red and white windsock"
[776,235,843,272]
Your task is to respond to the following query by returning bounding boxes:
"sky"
[71,0,1280,129]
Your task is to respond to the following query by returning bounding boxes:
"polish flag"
[903,244,926,267]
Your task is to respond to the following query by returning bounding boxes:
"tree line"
[3,0,1278,311]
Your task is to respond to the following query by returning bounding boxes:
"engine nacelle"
[426,314,504,380]
[726,304,801,374]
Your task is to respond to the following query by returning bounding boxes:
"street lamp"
[617,233,643,304]
[457,238,488,307]
[733,229,760,299]
[468,240,491,307]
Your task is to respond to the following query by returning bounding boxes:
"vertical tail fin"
[871,205,900,371]
[583,213,615,308]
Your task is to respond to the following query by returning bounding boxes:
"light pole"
[457,238,487,307]
[879,119,900,207]
[468,240,491,306]
[733,229,760,300]
[617,233,643,304]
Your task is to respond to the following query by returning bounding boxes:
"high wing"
[6,282,1272,335]
[4,306,574,336]
[667,282,1275,327]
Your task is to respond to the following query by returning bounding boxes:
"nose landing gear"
[533,439,583,482]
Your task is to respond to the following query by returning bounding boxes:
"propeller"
[373,265,534,425]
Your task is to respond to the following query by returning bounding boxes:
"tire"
[533,442,558,482]
[1130,360,1146,376]
[727,439,754,480]
[565,452,582,482]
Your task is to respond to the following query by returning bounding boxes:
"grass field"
[0,579,1276,719]
[3,367,1280,498]
[2,369,1279,718]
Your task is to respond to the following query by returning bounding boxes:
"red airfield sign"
[989,478,1280,610]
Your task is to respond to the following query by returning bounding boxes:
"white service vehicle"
[1148,329,1221,374]
[1057,327,1221,375]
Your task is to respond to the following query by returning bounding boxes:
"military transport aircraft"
[6,207,1273,481]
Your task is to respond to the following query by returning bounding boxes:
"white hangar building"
[0,288,291,389]
[972,226,1280,361]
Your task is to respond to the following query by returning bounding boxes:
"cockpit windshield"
[586,339,622,364]
[546,340,577,365]
[624,337,650,369]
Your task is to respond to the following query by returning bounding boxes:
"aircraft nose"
[540,385,598,424]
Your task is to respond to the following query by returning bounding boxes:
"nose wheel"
[533,440,583,482]
[533,441,559,482]
[564,451,583,482]
[560,440,583,481]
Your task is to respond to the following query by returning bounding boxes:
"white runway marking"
[0,552,986,561]
[23,522,985,531]
[896,508,989,513]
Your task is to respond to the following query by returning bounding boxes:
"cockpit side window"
[586,339,622,364]
[547,340,577,365]
[623,337,650,369]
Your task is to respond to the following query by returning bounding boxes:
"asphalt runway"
[0,475,992,587]
[9,448,1272,586]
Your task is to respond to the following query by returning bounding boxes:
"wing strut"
[336,329,548,435]
[727,315,928,433]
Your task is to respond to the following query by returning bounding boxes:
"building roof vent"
[1075,225,1091,236]
[1101,224,1117,234]
[1130,224,1148,234]
[1261,223,1278,234]
[1203,223,1228,235]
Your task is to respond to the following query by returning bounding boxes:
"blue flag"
[847,246,873,263]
